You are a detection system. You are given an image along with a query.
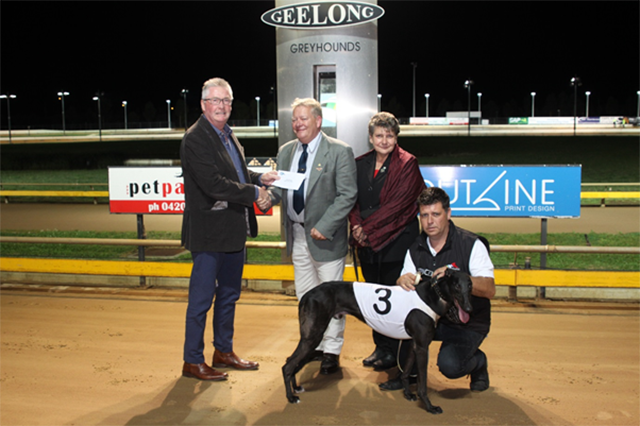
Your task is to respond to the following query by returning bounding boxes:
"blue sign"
[419,166,581,218]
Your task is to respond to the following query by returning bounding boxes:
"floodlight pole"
[570,76,581,136]
[166,100,172,129]
[424,93,430,118]
[411,62,417,117]
[92,95,102,141]
[531,92,536,117]
[585,91,591,117]
[122,101,128,130]
[181,89,189,130]
[255,96,261,126]
[464,80,473,136]
[0,94,16,143]
[57,91,70,134]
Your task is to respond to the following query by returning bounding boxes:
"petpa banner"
[419,165,581,218]
[108,167,185,214]
[108,166,274,215]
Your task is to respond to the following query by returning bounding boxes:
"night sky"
[1,1,638,129]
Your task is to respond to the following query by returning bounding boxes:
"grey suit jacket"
[272,132,357,262]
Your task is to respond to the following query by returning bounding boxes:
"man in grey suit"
[271,97,357,375]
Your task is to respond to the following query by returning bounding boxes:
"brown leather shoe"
[213,349,259,370]
[182,362,228,381]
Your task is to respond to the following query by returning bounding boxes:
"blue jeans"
[399,322,487,379]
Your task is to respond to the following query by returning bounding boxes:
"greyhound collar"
[416,268,433,278]
[415,270,444,299]
[415,269,456,304]
[431,277,446,300]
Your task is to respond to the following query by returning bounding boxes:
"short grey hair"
[291,97,322,118]
[202,78,233,100]
[368,112,400,137]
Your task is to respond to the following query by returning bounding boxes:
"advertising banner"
[409,117,469,125]
[510,117,605,125]
[108,166,273,215]
[419,165,581,218]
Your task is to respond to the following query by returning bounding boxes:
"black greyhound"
[282,268,474,414]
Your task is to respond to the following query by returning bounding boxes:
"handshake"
[257,187,272,211]
[256,170,279,211]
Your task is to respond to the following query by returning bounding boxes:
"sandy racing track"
[1,203,639,425]
[1,287,638,426]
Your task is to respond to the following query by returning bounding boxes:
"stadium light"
[122,101,128,130]
[181,89,189,130]
[255,96,261,126]
[585,91,591,117]
[0,94,17,143]
[424,93,430,118]
[92,95,102,140]
[57,91,70,134]
[531,92,536,117]
[570,76,582,136]
[465,80,474,136]
[166,99,172,129]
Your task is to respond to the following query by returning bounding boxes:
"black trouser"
[398,322,487,378]
[359,257,404,356]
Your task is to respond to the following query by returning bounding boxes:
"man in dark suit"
[180,77,278,381]
[270,98,357,375]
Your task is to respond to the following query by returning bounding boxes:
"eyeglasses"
[203,97,233,106]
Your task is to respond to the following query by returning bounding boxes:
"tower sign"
[264,0,383,157]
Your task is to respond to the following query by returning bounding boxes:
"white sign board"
[108,167,185,214]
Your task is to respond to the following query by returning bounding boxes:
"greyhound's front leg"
[401,345,417,402]
[415,344,442,414]
[282,363,300,403]
[292,374,304,394]
[405,312,442,414]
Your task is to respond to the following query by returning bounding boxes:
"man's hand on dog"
[432,266,449,281]
[397,267,449,292]
[397,273,418,291]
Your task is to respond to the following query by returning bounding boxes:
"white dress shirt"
[286,131,322,223]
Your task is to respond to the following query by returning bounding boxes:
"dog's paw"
[426,405,443,415]
[403,391,417,401]
[287,395,301,404]
[294,385,305,394]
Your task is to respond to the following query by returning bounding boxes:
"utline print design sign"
[261,1,385,29]
[419,165,582,218]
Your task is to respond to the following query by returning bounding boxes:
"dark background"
[1,1,639,130]
[3,135,639,186]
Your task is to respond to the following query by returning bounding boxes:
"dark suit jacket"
[272,132,357,262]
[180,115,261,253]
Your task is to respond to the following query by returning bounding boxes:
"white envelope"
[270,170,305,190]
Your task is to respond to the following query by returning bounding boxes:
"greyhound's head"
[427,269,473,324]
